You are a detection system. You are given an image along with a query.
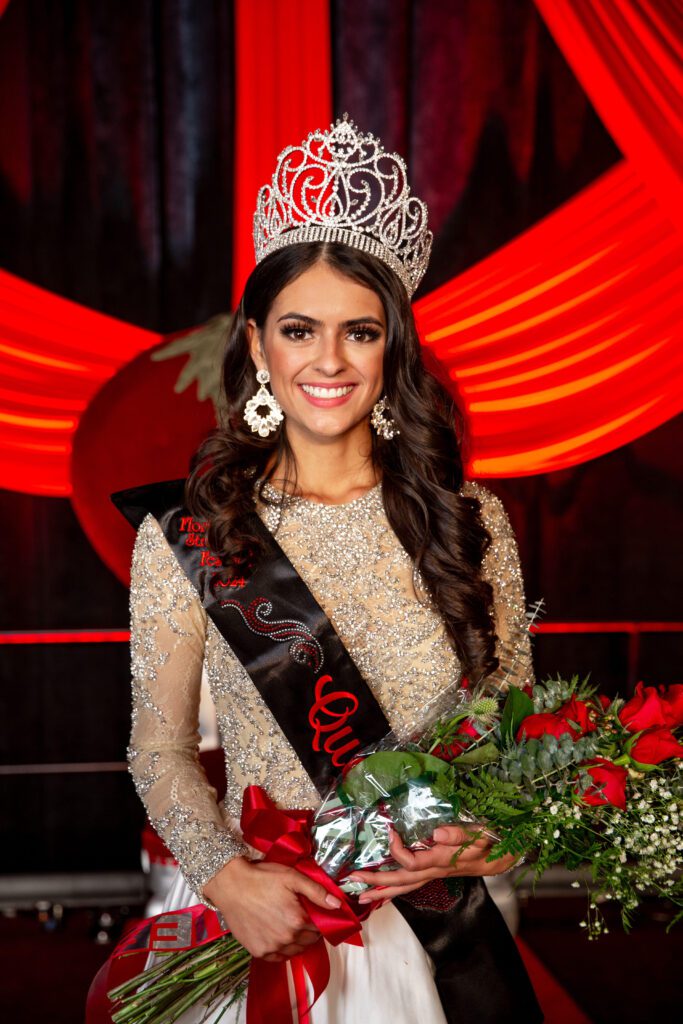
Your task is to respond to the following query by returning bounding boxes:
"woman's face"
[247,261,386,444]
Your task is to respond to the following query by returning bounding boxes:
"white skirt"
[153,868,448,1024]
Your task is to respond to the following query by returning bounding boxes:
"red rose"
[659,684,683,728]
[433,718,480,761]
[577,758,628,810]
[516,713,575,742]
[597,694,611,711]
[619,681,670,733]
[557,696,597,737]
[629,727,683,766]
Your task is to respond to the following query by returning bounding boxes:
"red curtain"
[231,0,332,303]
[412,0,683,475]
[414,160,683,476]
[0,268,159,496]
[533,0,683,230]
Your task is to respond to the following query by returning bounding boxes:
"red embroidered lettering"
[185,533,207,548]
[179,516,209,533]
[200,550,222,567]
[308,675,361,767]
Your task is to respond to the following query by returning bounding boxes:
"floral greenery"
[416,675,683,939]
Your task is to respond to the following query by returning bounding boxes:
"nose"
[312,331,348,377]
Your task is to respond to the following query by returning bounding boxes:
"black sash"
[111,477,390,795]
[111,479,543,1024]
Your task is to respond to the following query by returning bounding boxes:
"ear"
[246,319,266,373]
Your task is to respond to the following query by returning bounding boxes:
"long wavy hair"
[185,241,499,683]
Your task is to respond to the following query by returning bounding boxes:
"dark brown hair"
[185,241,499,683]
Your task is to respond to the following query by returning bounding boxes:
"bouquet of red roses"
[106,619,683,1023]
[314,672,683,939]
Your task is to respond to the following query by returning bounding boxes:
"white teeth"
[300,384,355,398]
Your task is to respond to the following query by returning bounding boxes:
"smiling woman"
[113,118,542,1024]
[186,238,501,689]
[247,263,387,458]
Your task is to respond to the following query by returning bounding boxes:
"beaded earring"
[370,396,400,440]
[243,369,284,437]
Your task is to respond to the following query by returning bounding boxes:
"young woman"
[122,118,543,1022]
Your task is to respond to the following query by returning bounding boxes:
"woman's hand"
[348,825,522,905]
[202,857,342,961]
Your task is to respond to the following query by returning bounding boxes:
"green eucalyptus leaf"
[554,747,572,768]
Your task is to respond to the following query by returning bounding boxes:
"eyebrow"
[277,312,384,328]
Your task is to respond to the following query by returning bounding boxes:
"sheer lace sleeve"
[462,481,535,691]
[128,513,245,894]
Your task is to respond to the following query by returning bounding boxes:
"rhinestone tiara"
[253,115,433,297]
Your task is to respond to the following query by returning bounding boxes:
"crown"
[253,115,433,297]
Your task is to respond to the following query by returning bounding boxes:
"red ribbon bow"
[241,785,364,1024]
[86,786,364,1024]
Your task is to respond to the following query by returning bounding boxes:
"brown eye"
[349,326,381,343]
[280,323,312,341]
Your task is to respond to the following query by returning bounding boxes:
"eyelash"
[279,322,382,343]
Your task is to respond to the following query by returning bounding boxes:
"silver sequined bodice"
[128,480,533,894]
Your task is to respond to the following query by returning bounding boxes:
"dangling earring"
[370,395,399,440]
[243,368,284,437]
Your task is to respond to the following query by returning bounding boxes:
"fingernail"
[358,895,371,904]
[325,894,342,908]
[433,828,448,841]
[347,875,361,883]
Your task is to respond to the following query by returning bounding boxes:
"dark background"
[0,0,681,879]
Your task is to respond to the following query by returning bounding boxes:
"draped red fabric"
[0,268,159,496]
[414,160,683,476]
[3,161,682,492]
[533,0,683,229]
[231,0,332,303]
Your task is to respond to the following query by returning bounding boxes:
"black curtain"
[332,0,620,299]
[0,0,235,331]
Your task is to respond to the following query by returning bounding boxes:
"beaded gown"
[128,479,535,1023]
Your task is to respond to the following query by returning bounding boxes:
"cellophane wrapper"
[311,685,489,897]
